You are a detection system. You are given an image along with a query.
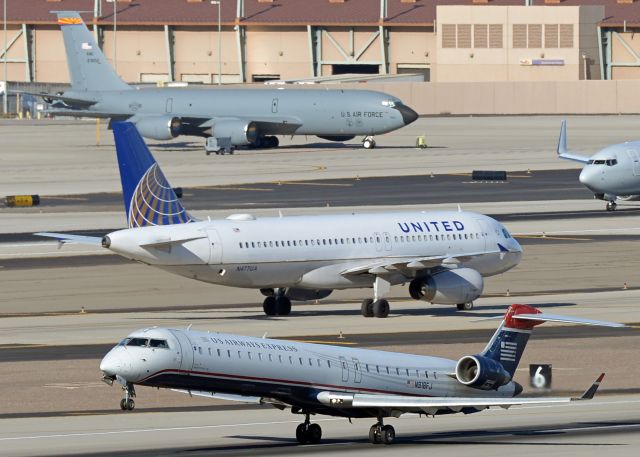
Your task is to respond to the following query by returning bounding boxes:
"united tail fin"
[480,304,623,378]
[113,122,195,228]
[56,11,130,92]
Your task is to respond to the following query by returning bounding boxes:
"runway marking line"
[192,186,274,192]
[271,181,352,188]
[40,196,88,201]
[515,235,593,241]
[289,340,355,346]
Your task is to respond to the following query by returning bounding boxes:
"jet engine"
[316,135,356,142]
[285,288,332,301]
[455,355,511,390]
[133,115,183,141]
[618,195,640,201]
[211,120,259,145]
[408,268,483,304]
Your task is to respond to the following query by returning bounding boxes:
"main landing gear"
[456,302,474,311]
[606,201,617,211]
[262,288,292,316]
[295,414,322,444]
[119,382,136,411]
[369,418,395,445]
[363,136,376,149]
[361,276,391,318]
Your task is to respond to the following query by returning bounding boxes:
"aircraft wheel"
[606,201,617,211]
[263,296,277,316]
[120,399,127,410]
[381,425,395,445]
[363,138,376,149]
[295,423,308,444]
[369,425,382,444]
[457,302,473,311]
[361,299,374,317]
[308,423,322,444]
[372,299,390,318]
[126,399,135,410]
[266,136,279,148]
[275,296,291,316]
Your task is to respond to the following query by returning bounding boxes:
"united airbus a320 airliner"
[100,304,620,445]
[38,123,522,318]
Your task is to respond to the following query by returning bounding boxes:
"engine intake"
[133,115,182,141]
[455,355,511,390]
[409,268,483,304]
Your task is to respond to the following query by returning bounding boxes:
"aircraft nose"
[100,351,121,378]
[578,167,599,191]
[396,104,419,125]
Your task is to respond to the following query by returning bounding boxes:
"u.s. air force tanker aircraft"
[557,120,640,211]
[30,11,418,154]
[38,123,522,318]
[100,304,620,445]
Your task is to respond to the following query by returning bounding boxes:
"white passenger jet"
[38,122,522,318]
[100,303,619,445]
[557,120,640,211]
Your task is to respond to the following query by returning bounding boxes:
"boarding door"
[207,229,223,264]
[382,232,392,252]
[165,98,173,113]
[374,232,384,252]
[169,329,193,373]
[339,356,349,382]
[626,149,640,176]
[352,358,362,384]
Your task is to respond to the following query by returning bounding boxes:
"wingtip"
[577,372,606,400]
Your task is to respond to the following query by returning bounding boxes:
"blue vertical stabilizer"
[113,122,194,228]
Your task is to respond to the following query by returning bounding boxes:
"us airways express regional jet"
[100,304,620,445]
[38,123,522,318]
[27,11,418,154]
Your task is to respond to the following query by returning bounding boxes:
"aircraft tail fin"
[56,11,130,92]
[113,122,195,228]
[480,304,623,378]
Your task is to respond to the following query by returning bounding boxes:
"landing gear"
[361,299,374,317]
[262,289,291,316]
[606,201,617,211]
[369,419,395,445]
[119,382,136,411]
[363,136,376,149]
[295,414,322,444]
[457,302,474,311]
[372,299,390,318]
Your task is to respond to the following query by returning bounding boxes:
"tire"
[369,425,381,444]
[457,302,473,311]
[363,139,373,149]
[263,296,277,316]
[120,399,127,410]
[308,423,322,444]
[361,299,374,317]
[456,303,465,311]
[381,425,395,445]
[373,299,390,318]
[295,423,307,444]
[126,399,135,411]
[275,296,292,316]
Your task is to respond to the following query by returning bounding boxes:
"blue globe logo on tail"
[113,121,195,228]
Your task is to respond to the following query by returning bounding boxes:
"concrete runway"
[2,396,639,457]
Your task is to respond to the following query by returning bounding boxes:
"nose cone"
[100,347,136,380]
[396,103,419,125]
[578,167,599,191]
[100,351,121,378]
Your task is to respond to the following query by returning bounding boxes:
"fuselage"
[578,142,640,196]
[104,210,522,291]
[63,87,414,136]
[100,326,517,418]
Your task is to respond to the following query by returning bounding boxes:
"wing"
[198,116,303,135]
[317,373,604,415]
[34,232,103,246]
[171,389,289,409]
[557,120,591,164]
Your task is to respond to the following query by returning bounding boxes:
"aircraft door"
[271,98,278,113]
[207,229,223,264]
[168,329,193,372]
[474,219,491,251]
[352,358,362,383]
[165,98,173,113]
[626,149,640,176]
[383,232,392,251]
[374,232,383,252]
[339,356,349,382]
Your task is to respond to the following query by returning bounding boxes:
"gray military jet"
[557,120,640,211]
[32,11,418,154]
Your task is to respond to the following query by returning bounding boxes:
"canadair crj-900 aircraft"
[557,120,640,211]
[38,123,522,318]
[25,11,418,154]
[100,304,620,445]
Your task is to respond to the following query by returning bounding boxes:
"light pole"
[211,0,221,85]
[3,0,8,115]
[106,0,117,73]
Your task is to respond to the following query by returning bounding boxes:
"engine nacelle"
[618,195,640,201]
[316,135,356,142]
[455,355,511,390]
[285,288,333,301]
[409,268,483,304]
[133,116,182,140]
[212,120,259,145]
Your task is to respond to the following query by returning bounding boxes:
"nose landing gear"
[295,413,322,444]
[606,201,617,211]
[119,382,136,411]
[363,136,376,149]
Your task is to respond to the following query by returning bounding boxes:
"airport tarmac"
[3,115,639,196]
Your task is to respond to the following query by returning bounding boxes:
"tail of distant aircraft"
[113,122,195,228]
[56,11,130,92]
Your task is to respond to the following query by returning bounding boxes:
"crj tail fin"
[56,11,130,92]
[481,304,624,378]
[112,122,195,228]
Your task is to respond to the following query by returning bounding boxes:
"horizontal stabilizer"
[13,91,98,107]
[514,313,625,328]
[34,232,103,246]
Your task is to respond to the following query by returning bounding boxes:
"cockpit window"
[502,228,511,239]
[381,99,399,108]
[149,339,169,349]
[126,338,149,347]
[590,159,617,166]
[606,159,617,166]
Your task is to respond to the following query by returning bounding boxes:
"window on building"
[560,24,573,48]
[545,24,559,48]
[442,24,456,48]
[528,24,542,48]
[457,24,472,48]
[513,24,527,48]
[474,24,488,48]
[489,24,503,48]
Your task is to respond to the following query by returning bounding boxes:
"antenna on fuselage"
[457,204,462,212]
[187,324,193,331]
[262,332,268,339]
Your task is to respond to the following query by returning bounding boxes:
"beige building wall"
[610,31,640,80]
[387,27,435,79]
[2,25,28,82]
[435,5,604,82]
[33,26,68,83]
[244,26,310,80]
[173,27,240,83]
[317,27,382,76]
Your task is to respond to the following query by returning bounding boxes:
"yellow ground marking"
[0,344,49,349]
[192,186,274,192]
[272,181,352,187]
[289,340,356,345]
[515,235,593,241]
[41,196,88,201]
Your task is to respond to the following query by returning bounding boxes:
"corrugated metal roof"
[1,1,640,27]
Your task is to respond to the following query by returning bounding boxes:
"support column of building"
[379,0,388,74]
[164,25,175,82]
[235,0,246,83]
[22,23,33,82]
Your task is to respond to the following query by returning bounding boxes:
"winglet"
[576,373,605,400]
[557,119,568,156]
